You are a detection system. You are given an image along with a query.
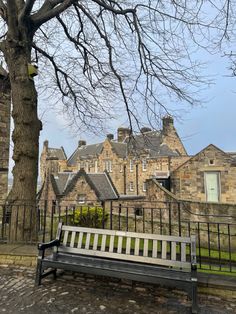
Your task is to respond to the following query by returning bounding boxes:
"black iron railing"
[0,200,235,273]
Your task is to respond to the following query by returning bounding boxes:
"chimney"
[43,140,49,152]
[140,127,152,134]
[107,134,114,141]
[117,127,131,142]
[78,140,86,147]
[162,116,174,135]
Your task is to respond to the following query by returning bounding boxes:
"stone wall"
[0,68,11,202]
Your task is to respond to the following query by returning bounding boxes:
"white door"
[205,172,220,202]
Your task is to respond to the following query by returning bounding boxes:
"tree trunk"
[4,28,42,242]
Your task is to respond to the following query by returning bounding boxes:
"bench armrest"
[38,239,60,251]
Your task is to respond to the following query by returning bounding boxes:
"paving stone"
[0,266,235,314]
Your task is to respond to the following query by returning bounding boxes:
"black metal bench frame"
[35,223,198,313]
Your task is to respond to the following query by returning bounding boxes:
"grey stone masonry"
[0,67,11,201]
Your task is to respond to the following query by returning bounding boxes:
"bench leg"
[53,269,57,280]
[191,281,198,314]
[35,259,42,286]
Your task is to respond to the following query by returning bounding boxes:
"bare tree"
[0,0,232,241]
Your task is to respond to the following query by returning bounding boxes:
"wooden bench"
[35,223,198,313]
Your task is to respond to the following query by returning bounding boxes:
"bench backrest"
[55,223,196,270]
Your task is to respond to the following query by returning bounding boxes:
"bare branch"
[32,0,75,28]
[0,0,7,21]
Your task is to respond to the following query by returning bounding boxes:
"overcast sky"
[8,49,236,178]
[37,53,235,160]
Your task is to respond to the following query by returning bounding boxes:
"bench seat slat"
[59,246,191,269]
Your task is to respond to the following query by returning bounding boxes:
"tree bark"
[3,25,42,242]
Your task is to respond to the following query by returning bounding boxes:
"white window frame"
[129,181,134,191]
[204,171,221,202]
[143,182,147,192]
[142,159,147,171]
[130,159,134,172]
[95,160,98,173]
[77,194,86,204]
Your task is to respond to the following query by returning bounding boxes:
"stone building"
[38,169,118,208]
[0,67,11,201]
[40,116,189,198]
[171,144,236,203]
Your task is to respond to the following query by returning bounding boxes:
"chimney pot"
[78,140,86,147]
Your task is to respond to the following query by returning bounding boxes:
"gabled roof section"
[126,131,179,157]
[47,147,67,160]
[51,169,118,200]
[67,143,103,166]
[173,144,234,172]
[87,172,119,200]
[110,141,127,158]
[51,172,76,195]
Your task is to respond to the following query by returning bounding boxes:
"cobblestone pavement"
[0,265,235,314]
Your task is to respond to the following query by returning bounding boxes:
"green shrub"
[60,206,108,228]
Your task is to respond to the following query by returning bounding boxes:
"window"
[77,194,86,204]
[143,182,147,192]
[142,159,147,171]
[129,181,134,191]
[94,160,98,173]
[134,207,143,216]
[209,159,215,165]
[105,160,112,172]
[130,160,134,172]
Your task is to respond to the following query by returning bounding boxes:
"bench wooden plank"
[161,241,167,259]
[134,238,140,256]
[61,225,191,243]
[152,240,157,258]
[85,233,91,250]
[126,237,131,255]
[77,232,83,249]
[63,230,69,246]
[171,242,176,261]
[59,246,191,268]
[93,233,98,250]
[109,235,114,253]
[143,239,148,257]
[181,243,186,262]
[70,231,76,248]
[117,236,123,254]
[101,234,106,252]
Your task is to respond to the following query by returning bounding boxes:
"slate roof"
[51,170,118,200]
[127,131,179,157]
[67,143,103,166]
[47,147,67,160]
[110,141,127,158]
